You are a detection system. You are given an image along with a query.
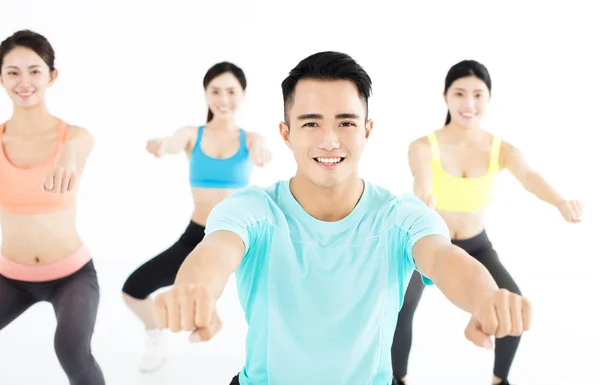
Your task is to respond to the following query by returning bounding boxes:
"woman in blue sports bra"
[121,61,271,372]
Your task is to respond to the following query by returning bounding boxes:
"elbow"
[520,171,542,193]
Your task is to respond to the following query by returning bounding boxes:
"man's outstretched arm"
[154,187,267,341]
[413,235,532,348]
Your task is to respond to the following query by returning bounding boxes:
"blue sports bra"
[189,125,253,189]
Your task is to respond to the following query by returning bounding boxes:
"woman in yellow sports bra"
[391,60,583,385]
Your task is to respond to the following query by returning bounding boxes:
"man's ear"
[279,121,291,148]
[365,119,373,139]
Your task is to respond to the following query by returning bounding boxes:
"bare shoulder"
[496,137,524,168]
[65,124,93,142]
[175,125,199,153]
[408,135,432,157]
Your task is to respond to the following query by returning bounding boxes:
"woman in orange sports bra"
[0,30,104,384]
[121,61,272,372]
[391,60,583,385]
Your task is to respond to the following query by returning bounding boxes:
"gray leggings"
[0,260,105,385]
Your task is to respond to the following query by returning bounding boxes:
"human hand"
[43,164,78,193]
[154,284,222,343]
[557,199,583,223]
[464,289,532,350]
[146,138,167,158]
[249,144,271,167]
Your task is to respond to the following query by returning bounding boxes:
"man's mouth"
[314,157,344,164]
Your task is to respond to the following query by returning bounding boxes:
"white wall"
[1,1,598,383]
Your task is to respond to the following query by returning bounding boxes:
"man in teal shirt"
[155,51,531,385]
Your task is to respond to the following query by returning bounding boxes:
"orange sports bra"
[427,132,502,213]
[0,120,77,214]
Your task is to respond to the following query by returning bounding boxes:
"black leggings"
[391,230,522,382]
[0,260,104,385]
[122,221,206,300]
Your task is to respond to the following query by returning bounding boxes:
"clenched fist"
[154,284,222,343]
[43,166,78,193]
[146,138,167,158]
[557,199,583,223]
[464,289,531,350]
[249,144,271,167]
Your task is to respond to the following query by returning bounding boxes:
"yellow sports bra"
[427,132,502,212]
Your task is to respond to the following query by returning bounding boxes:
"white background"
[0,1,598,384]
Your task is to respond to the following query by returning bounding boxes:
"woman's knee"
[54,323,94,368]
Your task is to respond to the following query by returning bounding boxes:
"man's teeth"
[317,157,342,164]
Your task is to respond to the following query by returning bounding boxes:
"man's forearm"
[432,245,499,313]
[174,232,243,300]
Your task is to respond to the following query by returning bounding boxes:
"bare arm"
[407,138,434,204]
[155,125,197,155]
[501,141,565,207]
[411,233,532,349]
[54,125,94,173]
[413,235,499,313]
[246,131,272,167]
[174,230,245,300]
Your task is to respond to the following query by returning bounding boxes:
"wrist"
[553,197,566,209]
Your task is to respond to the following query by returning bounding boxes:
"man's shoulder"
[363,182,433,224]
[217,180,289,214]
[228,181,283,200]
[364,182,423,209]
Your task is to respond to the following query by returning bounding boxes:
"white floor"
[0,257,597,385]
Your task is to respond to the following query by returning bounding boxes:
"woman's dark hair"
[0,30,55,74]
[203,62,247,122]
[443,60,491,125]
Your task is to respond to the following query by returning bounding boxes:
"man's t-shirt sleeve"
[204,186,270,255]
[395,194,451,285]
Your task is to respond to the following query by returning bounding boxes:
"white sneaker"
[138,328,168,373]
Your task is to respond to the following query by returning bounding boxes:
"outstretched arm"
[413,235,498,313]
[45,125,94,193]
[246,132,272,167]
[501,141,583,222]
[398,197,531,350]
[413,234,531,349]
[155,187,268,341]
[55,125,94,174]
[408,138,435,208]
[147,125,197,157]
[174,230,245,300]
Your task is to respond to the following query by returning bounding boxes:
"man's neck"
[289,174,365,222]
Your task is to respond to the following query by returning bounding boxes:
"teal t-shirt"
[205,179,450,385]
